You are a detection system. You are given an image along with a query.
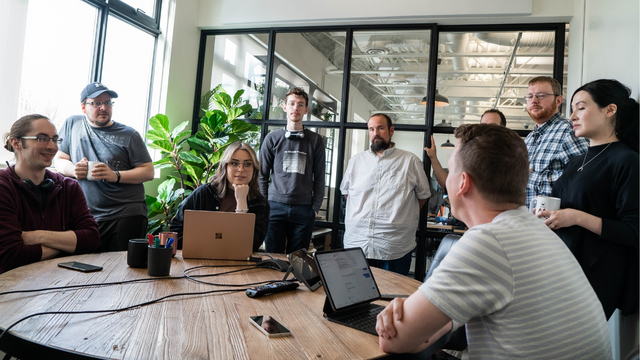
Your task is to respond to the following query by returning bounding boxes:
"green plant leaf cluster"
[145,86,260,234]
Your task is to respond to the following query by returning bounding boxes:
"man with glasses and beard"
[340,113,430,275]
[524,76,587,206]
[54,82,154,252]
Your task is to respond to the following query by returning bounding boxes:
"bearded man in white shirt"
[340,113,431,275]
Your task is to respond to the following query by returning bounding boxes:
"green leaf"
[179,151,205,166]
[232,89,245,107]
[198,122,214,139]
[183,163,201,185]
[146,129,168,142]
[227,107,243,122]
[174,130,192,143]
[168,188,185,204]
[169,121,190,138]
[228,119,258,134]
[206,110,227,130]
[208,149,224,166]
[158,178,176,201]
[212,135,230,147]
[145,195,158,206]
[155,162,174,170]
[149,114,170,132]
[148,140,173,153]
[153,157,172,166]
[148,202,164,217]
[146,220,163,236]
[238,103,253,116]
[214,92,232,111]
[187,137,213,153]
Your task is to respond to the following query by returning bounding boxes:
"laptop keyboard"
[339,306,384,330]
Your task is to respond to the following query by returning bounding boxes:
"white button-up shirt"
[340,146,431,260]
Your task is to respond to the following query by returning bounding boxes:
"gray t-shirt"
[421,206,611,359]
[58,115,152,222]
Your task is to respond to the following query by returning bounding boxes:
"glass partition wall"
[194,24,568,279]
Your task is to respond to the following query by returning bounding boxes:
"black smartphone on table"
[58,261,103,273]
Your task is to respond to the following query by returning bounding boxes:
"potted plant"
[145,86,259,234]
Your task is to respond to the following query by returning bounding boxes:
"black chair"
[425,234,461,282]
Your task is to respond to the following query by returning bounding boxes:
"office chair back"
[425,234,461,281]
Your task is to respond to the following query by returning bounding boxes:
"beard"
[527,102,559,123]
[371,137,391,153]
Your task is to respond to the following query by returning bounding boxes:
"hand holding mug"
[529,196,561,219]
[541,208,579,230]
[74,157,89,179]
[88,162,113,181]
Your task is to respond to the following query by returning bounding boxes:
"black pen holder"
[147,246,173,276]
[127,239,149,268]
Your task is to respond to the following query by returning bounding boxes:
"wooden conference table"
[0,251,422,360]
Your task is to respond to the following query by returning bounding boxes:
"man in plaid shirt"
[524,76,588,207]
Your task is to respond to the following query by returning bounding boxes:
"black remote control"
[246,281,299,298]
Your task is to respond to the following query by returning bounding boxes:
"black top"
[552,141,639,318]
[170,184,270,252]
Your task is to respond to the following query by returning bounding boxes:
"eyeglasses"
[228,161,254,170]
[524,93,558,101]
[21,135,63,144]
[85,101,115,108]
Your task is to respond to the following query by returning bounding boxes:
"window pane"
[101,15,156,136]
[347,30,432,124]
[436,30,563,130]
[119,0,156,18]
[201,34,269,120]
[266,126,338,221]
[18,0,97,129]
[268,31,346,122]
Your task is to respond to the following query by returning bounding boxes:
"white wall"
[0,0,28,165]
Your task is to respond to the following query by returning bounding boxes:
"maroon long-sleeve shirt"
[0,167,100,274]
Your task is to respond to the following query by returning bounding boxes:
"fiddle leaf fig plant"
[145,86,260,234]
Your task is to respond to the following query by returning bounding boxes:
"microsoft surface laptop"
[313,247,383,335]
[182,210,255,260]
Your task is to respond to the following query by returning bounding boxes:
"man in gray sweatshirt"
[259,87,325,254]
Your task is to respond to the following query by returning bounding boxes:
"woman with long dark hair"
[170,142,269,252]
[539,79,639,319]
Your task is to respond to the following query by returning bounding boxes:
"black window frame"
[193,22,567,280]
[80,0,162,132]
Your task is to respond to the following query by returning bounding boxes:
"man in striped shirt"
[376,124,611,359]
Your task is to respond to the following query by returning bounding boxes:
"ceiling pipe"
[494,32,522,109]
[446,33,469,77]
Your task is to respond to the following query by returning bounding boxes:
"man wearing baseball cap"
[54,82,154,252]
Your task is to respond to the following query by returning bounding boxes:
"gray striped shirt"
[420,206,611,359]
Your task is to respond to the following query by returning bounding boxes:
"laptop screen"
[314,248,380,310]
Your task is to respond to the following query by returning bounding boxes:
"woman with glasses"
[170,142,269,252]
[538,79,639,319]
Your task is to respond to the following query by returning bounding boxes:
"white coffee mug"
[86,161,101,181]
[529,196,561,218]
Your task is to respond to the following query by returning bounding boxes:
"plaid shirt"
[525,113,588,207]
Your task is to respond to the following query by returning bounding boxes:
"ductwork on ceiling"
[302,30,561,125]
[474,32,568,47]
